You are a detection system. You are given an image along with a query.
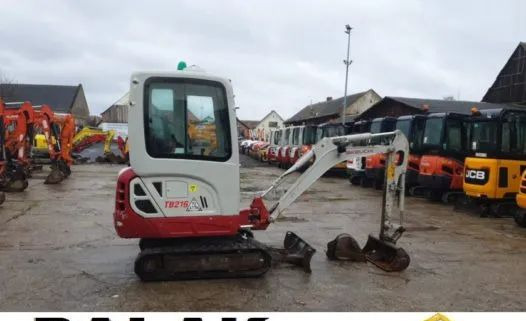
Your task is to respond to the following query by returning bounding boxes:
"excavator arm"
[256,130,410,271]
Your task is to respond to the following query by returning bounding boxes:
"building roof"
[240,120,259,129]
[0,83,81,113]
[285,90,369,124]
[482,42,526,105]
[259,110,284,122]
[384,96,520,114]
[102,92,129,114]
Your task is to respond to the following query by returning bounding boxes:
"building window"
[268,121,278,128]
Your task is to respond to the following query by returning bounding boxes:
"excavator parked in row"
[72,127,128,163]
[0,99,76,192]
[114,68,411,281]
[412,112,470,202]
[516,171,526,227]
[461,107,526,217]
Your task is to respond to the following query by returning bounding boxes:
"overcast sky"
[0,0,524,120]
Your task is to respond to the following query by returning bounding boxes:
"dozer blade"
[362,234,410,272]
[44,168,65,184]
[269,231,316,273]
[326,233,366,262]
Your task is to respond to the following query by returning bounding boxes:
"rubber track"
[134,236,272,281]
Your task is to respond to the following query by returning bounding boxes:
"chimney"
[326,97,333,101]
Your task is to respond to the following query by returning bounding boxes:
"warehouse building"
[284,89,381,126]
[101,92,129,123]
[483,42,526,105]
[0,83,90,125]
[355,96,519,121]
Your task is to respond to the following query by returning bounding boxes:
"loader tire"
[514,210,526,228]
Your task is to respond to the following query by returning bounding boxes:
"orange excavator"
[415,112,470,202]
[1,101,33,192]
[33,105,75,183]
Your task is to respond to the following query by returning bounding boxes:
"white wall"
[99,122,128,138]
[345,90,382,116]
[253,111,284,140]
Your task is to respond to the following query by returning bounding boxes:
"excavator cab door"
[127,72,241,222]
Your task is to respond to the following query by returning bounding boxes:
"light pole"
[342,24,353,125]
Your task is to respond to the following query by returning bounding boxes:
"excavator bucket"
[44,167,65,184]
[2,164,28,192]
[270,231,316,273]
[361,234,410,272]
[326,233,366,262]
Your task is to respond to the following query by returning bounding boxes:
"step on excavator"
[113,68,410,281]
[459,107,526,217]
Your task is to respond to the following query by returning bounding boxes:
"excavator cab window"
[292,127,301,145]
[471,120,498,153]
[445,119,463,152]
[145,78,231,161]
[302,126,317,145]
[273,130,281,145]
[501,113,526,156]
[423,117,443,147]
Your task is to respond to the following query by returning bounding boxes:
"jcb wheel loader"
[113,67,411,281]
[462,108,526,217]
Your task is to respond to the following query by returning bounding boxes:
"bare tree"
[0,69,16,100]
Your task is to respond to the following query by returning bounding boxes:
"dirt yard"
[0,156,525,311]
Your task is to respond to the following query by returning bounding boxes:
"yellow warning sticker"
[189,184,198,193]
[387,164,395,180]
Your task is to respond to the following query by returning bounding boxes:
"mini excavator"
[33,104,76,184]
[73,127,127,163]
[113,68,410,281]
[1,100,33,192]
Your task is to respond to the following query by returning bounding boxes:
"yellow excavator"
[515,171,526,227]
[462,107,526,216]
[72,127,128,163]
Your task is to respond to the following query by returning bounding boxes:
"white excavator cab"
[127,70,240,218]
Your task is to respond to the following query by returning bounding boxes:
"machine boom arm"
[261,130,409,243]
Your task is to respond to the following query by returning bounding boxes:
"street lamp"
[342,24,353,125]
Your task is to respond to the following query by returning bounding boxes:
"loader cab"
[417,112,470,200]
[463,108,526,205]
[117,70,242,235]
